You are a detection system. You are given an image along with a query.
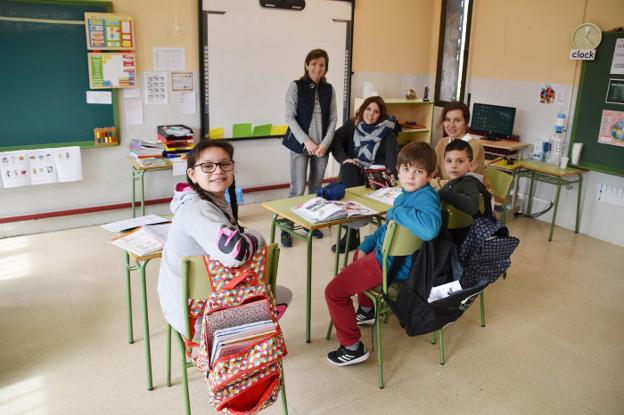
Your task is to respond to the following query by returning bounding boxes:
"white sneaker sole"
[356,318,375,326]
[326,350,370,367]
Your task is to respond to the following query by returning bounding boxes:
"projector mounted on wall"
[260,0,305,10]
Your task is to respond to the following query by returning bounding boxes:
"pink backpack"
[186,247,287,414]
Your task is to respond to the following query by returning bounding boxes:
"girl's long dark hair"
[186,139,239,222]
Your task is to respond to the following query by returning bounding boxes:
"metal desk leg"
[140,170,146,216]
[270,214,278,244]
[326,225,344,340]
[138,259,154,390]
[575,174,583,234]
[131,169,137,218]
[549,180,563,242]
[526,172,536,216]
[342,227,353,268]
[305,231,313,343]
[125,252,134,344]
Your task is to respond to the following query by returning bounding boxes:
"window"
[434,0,473,104]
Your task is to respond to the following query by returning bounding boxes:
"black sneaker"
[355,306,375,326]
[306,229,323,239]
[326,342,369,367]
[280,230,292,248]
[331,230,360,254]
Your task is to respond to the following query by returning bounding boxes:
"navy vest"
[282,79,332,153]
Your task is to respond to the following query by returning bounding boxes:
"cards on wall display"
[144,72,168,104]
[85,13,135,50]
[88,53,136,89]
[0,147,83,189]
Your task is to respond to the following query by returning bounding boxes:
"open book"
[291,197,378,224]
[110,223,171,256]
[366,186,402,206]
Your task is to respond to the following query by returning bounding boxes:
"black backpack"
[459,216,519,288]
[383,232,489,336]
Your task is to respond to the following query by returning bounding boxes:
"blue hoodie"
[359,183,441,280]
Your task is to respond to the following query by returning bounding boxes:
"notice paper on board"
[0,146,83,188]
[86,90,112,104]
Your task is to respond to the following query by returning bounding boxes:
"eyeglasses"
[193,160,235,173]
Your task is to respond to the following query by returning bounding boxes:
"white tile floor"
[1,204,623,414]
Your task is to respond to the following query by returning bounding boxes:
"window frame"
[434,0,473,106]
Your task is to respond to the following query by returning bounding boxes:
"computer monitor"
[470,103,516,140]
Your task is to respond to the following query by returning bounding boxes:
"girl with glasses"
[158,140,266,336]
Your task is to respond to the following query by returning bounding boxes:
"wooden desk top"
[129,251,163,262]
[476,139,531,151]
[489,159,586,177]
[128,156,172,171]
[261,192,388,231]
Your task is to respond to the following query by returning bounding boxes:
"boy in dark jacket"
[438,139,489,245]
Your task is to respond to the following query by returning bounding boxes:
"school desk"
[128,156,172,217]
[490,159,586,241]
[124,248,161,391]
[261,193,388,343]
[475,138,531,160]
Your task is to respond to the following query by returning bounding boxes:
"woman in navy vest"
[281,48,337,247]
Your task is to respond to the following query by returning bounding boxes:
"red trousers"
[324,252,381,346]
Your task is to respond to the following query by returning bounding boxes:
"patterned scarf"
[353,116,396,167]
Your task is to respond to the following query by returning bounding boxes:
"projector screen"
[201,0,353,138]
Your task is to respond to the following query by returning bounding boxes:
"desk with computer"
[467,102,585,240]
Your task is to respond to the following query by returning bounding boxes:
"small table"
[261,193,388,342]
[128,157,172,218]
[490,160,586,241]
[476,138,531,160]
[123,248,161,390]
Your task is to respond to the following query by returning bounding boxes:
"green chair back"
[444,195,485,229]
[181,243,280,340]
[380,221,423,295]
[484,167,514,223]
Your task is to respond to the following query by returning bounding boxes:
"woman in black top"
[330,96,399,252]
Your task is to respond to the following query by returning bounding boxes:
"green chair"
[484,167,514,224]
[436,201,487,365]
[166,244,288,415]
[362,220,423,389]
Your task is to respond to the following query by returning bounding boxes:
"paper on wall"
[538,83,567,105]
[27,149,57,185]
[86,90,112,104]
[0,151,29,188]
[177,91,196,114]
[153,47,185,71]
[144,72,168,105]
[125,98,144,125]
[54,146,83,182]
[610,38,624,75]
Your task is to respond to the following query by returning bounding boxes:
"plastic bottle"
[549,131,563,166]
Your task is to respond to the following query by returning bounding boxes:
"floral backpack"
[185,247,287,414]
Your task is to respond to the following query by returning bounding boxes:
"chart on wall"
[85,12,135,50]
[201,0,353,139]
[88,53,136,88]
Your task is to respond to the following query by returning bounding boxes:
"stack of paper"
[109,222,171,256]
[366,187,402,206]
[129,138,164,159]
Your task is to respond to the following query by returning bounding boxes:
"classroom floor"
[0,203,623,415]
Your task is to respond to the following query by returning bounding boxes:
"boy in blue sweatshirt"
[325,142,441,366]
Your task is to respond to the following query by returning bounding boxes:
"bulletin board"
[88,52,136,88]
[569,31,624,176]
[84,12,135,50]
[0,0,118,151]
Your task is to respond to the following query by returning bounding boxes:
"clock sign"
[570,23,602,61]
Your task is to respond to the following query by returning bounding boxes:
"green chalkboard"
[0,0,117,151]
[569,31,624,176]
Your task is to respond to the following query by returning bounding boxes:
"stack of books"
[129,138,168,167]
[157,125,194,158]
[205,298,276,367]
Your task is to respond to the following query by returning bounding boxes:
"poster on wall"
[538,83,567,105]
[0,147,83,188]
[605,79,624,105]
[610,38,624,75]
[598,110,624,147]
[88,53,136,89]
[85,13,135,50]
